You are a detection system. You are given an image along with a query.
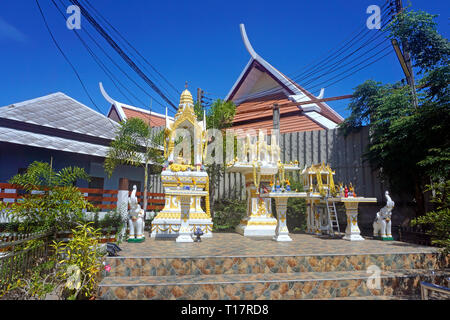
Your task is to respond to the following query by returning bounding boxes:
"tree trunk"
[414,178,425,217]
[143,162,148,215]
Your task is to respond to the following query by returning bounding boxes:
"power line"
[82,0,180,102]
[235,1,395,101]
[300,15,395,89]
[292,1,392,83]
[69,0,178,112]
[34,0,118,133]
[307,45,394,94]
[56,0,171,116]
[52,0,164,127]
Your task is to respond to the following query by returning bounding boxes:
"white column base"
[343,234,365,241]
[176,234,194,243]
[273,234,292,242]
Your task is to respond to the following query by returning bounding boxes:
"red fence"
[0,183,165,211]
[132,191,165,211]
[79,187,118,210]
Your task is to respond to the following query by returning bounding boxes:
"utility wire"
[292,1,392,83]
[34,0,118,132]
[236,1,394,101]
[52,0,163,127]
[82,0,180,100]
[69,0,178,112]
[300,14,395,89]
[56,0,170,116]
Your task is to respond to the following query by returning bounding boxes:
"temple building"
[226,24,344,134]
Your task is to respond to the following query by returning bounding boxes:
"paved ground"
[117,232,438,258]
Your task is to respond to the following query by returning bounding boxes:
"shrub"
[52,223,104,299]
[285,178,307,232]
[0,161,93,234]
[412,180,450,254]
[212,199,246,232]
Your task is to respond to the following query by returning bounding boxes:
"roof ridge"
[1,92,65,109]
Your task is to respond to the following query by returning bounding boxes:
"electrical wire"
[69,0,178,112]
[34,0,118,133]
[56,0,171,118]
[53,0,165,127]
[81,0,180,102]
[234,1,395,102]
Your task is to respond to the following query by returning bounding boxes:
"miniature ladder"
[325,198,340,236]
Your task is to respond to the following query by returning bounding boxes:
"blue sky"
[0,0,448,119]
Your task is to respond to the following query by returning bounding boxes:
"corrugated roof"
[0,127,111,158]
[0,92,119,140]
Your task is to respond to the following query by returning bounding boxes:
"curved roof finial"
[240,23,258,59]
[99,82,116,105]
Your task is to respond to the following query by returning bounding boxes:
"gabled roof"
[0,92,119,140]
[0,92,119,157]
[226,24,344,130]
[100,82,173,127]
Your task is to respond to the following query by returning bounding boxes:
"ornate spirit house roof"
[226,24,344,134]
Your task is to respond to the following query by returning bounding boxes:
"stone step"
[103,252,446,277]
[98,268,450,300]
[321,295,422,300]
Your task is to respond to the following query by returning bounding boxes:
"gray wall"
[212,126,386,201]
[146,126,416,228]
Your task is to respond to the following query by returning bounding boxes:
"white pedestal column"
[343,201,364,241]
[176,195,194,243]
[273,197,292,242]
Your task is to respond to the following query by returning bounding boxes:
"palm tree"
[104,117,164,213]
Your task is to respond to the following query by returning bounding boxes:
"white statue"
[373,191,395,240]
[128,185,145,242]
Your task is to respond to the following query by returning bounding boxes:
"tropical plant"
[211,198,246,231]
[0,256,63,300]
[411,180,450,254]
[285,178,307,232]
[104,117,164,212]
[194,99,237,207]
[52,223,104,300]
[0,161,93,234]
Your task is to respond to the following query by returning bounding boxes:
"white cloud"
[0,17,27,43]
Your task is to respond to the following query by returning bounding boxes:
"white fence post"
[117,178,129,241]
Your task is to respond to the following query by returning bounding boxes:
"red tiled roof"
[122,107,166,127]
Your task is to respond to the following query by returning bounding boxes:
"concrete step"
[98,268,450,300]
[103,252,446,277]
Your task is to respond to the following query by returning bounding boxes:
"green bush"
[0,161,93,234]
[412,180,450,254]
[212,199,246,232]
[285,178,307,232]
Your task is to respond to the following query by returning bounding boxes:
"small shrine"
[301,163,376,240]
[150,86,213,238]
[301,163,337,197]
[226,130,301,237]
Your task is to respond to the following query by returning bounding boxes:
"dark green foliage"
[1,161,92,234]
[211,199,246,232]
[285,178,307,232]
[412,180,450,254]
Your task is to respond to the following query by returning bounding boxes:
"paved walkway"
[117,232,438,258]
